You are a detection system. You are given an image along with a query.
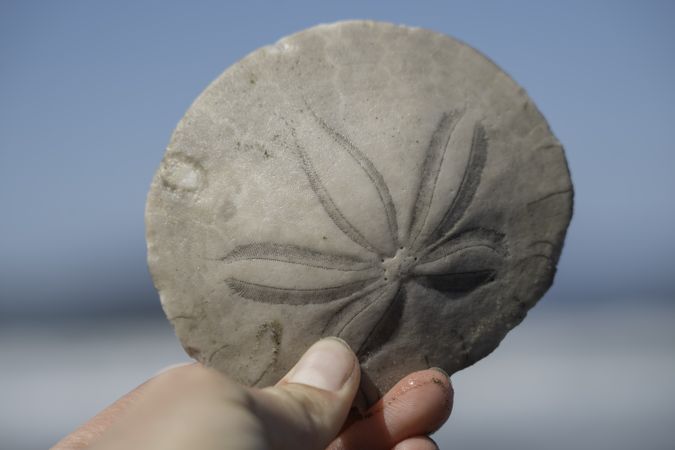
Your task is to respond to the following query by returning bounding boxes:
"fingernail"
[287,337,355,392]
[430,367,450,380]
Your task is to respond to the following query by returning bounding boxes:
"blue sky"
[1,1,674,317]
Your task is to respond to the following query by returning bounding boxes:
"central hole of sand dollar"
[381,247,417,281]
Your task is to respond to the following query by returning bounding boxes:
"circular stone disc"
[146,20,573,395]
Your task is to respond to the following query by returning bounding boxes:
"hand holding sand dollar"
[146,21,573,396]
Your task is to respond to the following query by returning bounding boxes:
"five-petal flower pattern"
[222,107,506,360]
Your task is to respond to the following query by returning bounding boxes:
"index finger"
[327,368,452,450]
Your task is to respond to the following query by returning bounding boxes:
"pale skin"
[53,338,453,450]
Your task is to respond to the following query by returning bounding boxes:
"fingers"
[328,368,452,450]
[52,340,449,450]
[250,337,361,450]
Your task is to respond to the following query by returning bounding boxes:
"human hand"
[54,338,452,450]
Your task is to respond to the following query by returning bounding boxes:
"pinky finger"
[392,435,438,450]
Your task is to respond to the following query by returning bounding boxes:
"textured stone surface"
[146,20,573,396]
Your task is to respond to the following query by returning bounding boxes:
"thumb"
[249,338,361,450]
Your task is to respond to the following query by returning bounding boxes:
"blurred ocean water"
[2,300,673,450]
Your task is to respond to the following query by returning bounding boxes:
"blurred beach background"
[1,1,674,448]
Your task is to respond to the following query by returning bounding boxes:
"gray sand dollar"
[146,21,573,395]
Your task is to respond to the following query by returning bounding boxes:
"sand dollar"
[146,21,573,396]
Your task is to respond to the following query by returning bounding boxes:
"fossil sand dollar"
[146,20,573,395]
